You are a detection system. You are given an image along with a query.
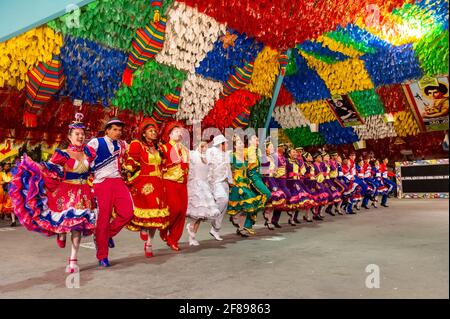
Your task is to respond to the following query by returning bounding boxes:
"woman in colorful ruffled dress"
[9,114,96,273]
[322,152,344,216]
[303,152,329,221]
[261,140,287,230]
[124,118,170,257]
[286,147,313,225]
[185,141,221,246]
[270,143,291,228]
[227,135,262,237]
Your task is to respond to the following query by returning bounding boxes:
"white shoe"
[186,223,196,238]
[209,228,223,241]
[189,237,200,246]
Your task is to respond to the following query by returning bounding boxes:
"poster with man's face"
[326,94,364,128]
[403,76,449,132]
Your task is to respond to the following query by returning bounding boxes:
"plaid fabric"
[231,107,251,128]
[25,55,64,113]
[152,87,182,123]
[221,61,254,97]
[125,17,167,73]
[151,0,162,10]
[278,50,289,76]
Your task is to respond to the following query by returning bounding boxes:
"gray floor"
[0,198,448,299]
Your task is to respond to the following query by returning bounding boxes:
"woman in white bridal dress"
[185,141,221,246]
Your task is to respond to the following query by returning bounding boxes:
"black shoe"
[326,210,336,216]
[348,211,357,215]
[236,229,250,237]
[264,221,275,230]
[229,216,239,228]
[288,219,297,226]
[273,222,282,228]
[313,215,323,221]
[362,204,370,209]
[10,221,17,227]
[293,218,301,224]
[381,204,389,207]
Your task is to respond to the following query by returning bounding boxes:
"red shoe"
[56,235,66,248]
[140,231,149,242]
[167,242,180,251]
[66,258,78,273]
[144,243,153,258]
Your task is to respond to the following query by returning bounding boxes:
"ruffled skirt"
[127,175,170,231]
[227,179,263,215]
[286,179,314,209]
[187,179,221,220]
[9,155,96,237]
[262,177,287,209]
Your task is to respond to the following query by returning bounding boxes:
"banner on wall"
[326,94,364,128]
[395,159,449,199]
[403,75,449,132]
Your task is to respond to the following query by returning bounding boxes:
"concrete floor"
[0,199,448,299]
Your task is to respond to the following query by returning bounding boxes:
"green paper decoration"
[414,28,449,76]
[112,60,186,115]
[325,30,376,55]
[285,53,297,76]
[47,0,174,51]
[248,98,271,129]
[283,127,325,147]
[349,89,385,118]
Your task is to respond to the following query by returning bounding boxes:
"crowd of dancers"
[7,114,396,272]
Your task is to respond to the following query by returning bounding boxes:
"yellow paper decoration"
[301,52,374,95]
[0,26,62,90]
[317,35,363,58]
[246,46,279,98]
[393,110,421,137]
[297,100,336,124]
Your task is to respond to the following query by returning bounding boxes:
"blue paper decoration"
[319,121,359,145]
[361,44,423,87]
[59,35,127,106]
[328,24,392,53]
[195,29,263,82]
[416,0,449,30]
[269,117,281,129]
[283,50,331,104]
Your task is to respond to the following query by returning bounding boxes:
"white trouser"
[211,182,229,232]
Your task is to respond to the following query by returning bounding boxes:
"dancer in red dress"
[158,121,190,251]
[124,118,170,257]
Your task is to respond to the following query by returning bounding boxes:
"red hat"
[139,118,159,136]
[161,120,185,143]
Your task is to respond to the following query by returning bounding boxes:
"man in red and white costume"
[88,118,134,267]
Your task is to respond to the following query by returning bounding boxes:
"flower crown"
[68,113,85,129]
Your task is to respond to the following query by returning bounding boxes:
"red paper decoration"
[375,84,408,114]
[275,85,294,106]
[179,0,408,50]
[202,89,260,131]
